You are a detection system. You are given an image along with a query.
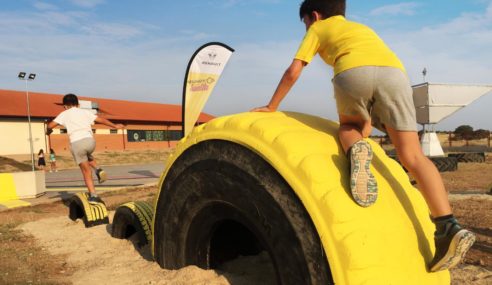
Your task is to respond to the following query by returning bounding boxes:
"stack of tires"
[429,156,458,172]
[448,152,486,163]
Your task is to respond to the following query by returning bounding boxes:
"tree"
[473,129,490,140]
[454,125,474,140]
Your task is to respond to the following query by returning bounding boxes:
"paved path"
[0,163,166,211]
[45,162,165,189]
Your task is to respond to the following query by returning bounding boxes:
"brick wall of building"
[48,123,183,153]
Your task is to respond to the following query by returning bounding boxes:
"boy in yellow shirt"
[252,0,475,272]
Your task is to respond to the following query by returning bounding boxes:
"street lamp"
[18,72,36,171]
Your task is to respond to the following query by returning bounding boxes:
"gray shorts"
[332,66,417,132]
[70,137,96,165]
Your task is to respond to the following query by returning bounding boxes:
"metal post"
[44,120,49,154]
[488,131,491,148]
[25,79,35,171]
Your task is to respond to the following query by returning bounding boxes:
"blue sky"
[1,0,492,131]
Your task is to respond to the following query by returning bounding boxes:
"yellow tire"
[153,112,450,285]
[68,192,109,228]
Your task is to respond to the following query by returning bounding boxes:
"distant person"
[46,94,123,204]
[49,148,57,172]
[251,0,475,272]
[37,149,46,171]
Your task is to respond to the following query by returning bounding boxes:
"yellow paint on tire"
[75,193,108,222]
[154,112,449,285]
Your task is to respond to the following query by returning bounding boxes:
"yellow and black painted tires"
[154,140,332,284]
[153,112,450,285]
[68,193,109,228]
[112,201,153,247]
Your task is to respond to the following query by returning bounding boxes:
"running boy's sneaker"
[95,168,107,184]
[349,140,378,207]
[88,195,105,205]
[429,221,476,272]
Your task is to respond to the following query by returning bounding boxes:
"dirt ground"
[0,187,276,285]
[0,185,490,284]
[442,154,492,193]
[0,150,491,284]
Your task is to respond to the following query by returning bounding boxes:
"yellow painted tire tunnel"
[151,111,450,285]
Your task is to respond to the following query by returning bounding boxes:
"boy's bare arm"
[251,59,306,112]
[47,121,58,129]
[46,121,59,135]
[95,117,124,129]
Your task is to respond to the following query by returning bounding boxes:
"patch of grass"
[0,156,33,173]
[0,222,22,241]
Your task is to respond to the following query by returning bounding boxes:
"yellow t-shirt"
[295,15,405,75]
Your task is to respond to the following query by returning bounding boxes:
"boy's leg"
[79,161,104,204]
[71,138,105,204]
[338,114,372,153]
[385,128,452,216]
[88,158,98,170]
[79,161,96,195]
[386,127,475,271]
[339,114,378,207]
[88,155,107,184]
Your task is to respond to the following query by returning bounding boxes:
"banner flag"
[182,42,234,137]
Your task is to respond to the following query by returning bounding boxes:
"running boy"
[251,0,475,272]
[47,94,123,204]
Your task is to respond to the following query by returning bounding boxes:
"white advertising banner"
[182,42,234,137]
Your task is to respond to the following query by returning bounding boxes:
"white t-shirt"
[54,107,97,143]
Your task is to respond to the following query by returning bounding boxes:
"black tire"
[429,157,458,172]
[68,193,109,228]
[448,152,486,163]
[154,140,333,285]
[386,154,458,173]
[112,201,154,247]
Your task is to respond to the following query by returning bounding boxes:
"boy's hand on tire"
[250,105,277,112]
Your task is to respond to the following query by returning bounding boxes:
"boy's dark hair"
[299,0,346,20]
[62,93,79,106]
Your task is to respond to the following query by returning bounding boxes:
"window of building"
[127,130,183,142]
[110,129,118,134]
[60,129,67,134]
[166,130,182,141]
[92,129,96,134]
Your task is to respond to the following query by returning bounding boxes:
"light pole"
[18,72,36,172]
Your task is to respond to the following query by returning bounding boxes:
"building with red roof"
[0,89,214,155]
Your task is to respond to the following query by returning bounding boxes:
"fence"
[371,131,492,153]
